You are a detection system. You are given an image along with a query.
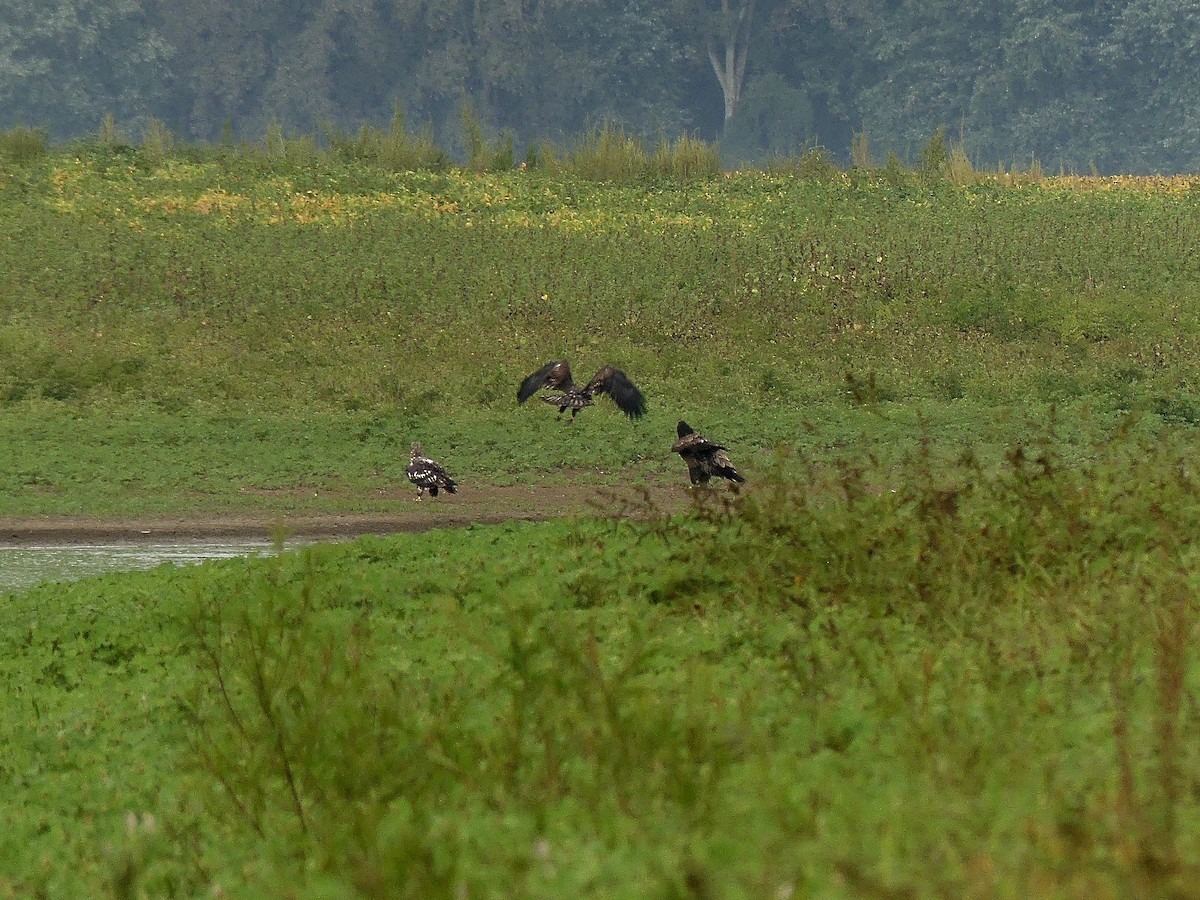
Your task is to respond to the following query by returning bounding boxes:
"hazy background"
[1,0,1196,173]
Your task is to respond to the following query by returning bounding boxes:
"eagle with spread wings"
[517,359,647,421]
[671,421,745,486]
[406,442,458,500]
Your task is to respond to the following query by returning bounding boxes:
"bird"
[517,359,647,421]
[671,421,745,486]
[406,442,458,500]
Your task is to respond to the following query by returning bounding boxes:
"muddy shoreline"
[0,482,689,546]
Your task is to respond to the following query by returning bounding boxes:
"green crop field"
[4,143,1200,896]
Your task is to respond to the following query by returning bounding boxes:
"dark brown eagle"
[406,442,458,500]
[517,359,647,421]
[671,421,745,486]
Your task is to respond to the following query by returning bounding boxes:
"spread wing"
[585,365,647,419]
[518,359,573,404]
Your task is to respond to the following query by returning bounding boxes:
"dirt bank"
[0,481,692,545]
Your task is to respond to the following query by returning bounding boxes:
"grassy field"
[3,147,1200,512]
[4,146,1200,896]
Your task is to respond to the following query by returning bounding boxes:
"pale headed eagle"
[406,442,458,500]
[671,421,745,486]
[517,359,647,421]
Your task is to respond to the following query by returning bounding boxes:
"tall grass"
[650,132,722,178]
[762,145,842,179]
[0,125,48,163]
[136,117,175,168]
[324,109,452,172]
[260,121,323,169]
[536,122,720,180]
[62,111,1073,184]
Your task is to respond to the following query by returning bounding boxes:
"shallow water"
[0,539,295,594]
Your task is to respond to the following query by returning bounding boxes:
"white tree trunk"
[705,0,757,123]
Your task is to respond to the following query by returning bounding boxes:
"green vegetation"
[2,145,1200,514]
[5,433,1200,896]
[5,149,1200,895]
[0,126,48,164]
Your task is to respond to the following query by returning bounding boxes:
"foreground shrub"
[648,424,1200,626]
[182,547,759,895]
[172,424,1200,896]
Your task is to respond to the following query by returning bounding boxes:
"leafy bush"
[648,424,1200,623]
[180,539,763,895]
[182,555,481,892]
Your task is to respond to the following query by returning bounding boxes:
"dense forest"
[2,0,1199,173]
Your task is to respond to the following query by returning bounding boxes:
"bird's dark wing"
[407,458,438,484]
[672,422,744,484]
[408,457,458,492]
[671,432,727,456]
[586,365,647,419]
[711,450,745,483]
[518,359,573,404]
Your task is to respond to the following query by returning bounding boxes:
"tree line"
[1,0,1198,174]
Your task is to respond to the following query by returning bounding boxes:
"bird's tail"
[446,482,459,494]
[720,467,745,483]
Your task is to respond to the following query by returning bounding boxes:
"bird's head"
[588,365,615,394]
